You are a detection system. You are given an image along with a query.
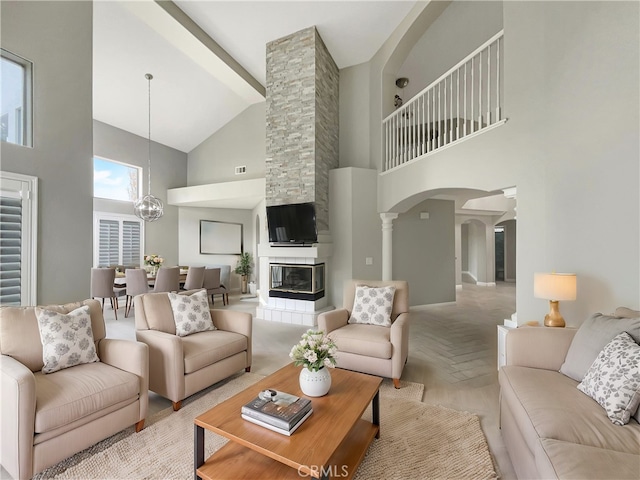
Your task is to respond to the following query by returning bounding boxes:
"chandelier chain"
[147,73,152,196]
[133,73,163,222]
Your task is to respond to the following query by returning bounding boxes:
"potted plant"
[234,252,253,294]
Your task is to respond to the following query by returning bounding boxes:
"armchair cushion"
[168,290,215,337]
[182,330,248,374]
[328,324,392,360]
[35,306,99,373]
[34,362,140,434]
[348,285,395,327]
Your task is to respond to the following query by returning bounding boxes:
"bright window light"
[93,157,141,202]
[1,49,32,147]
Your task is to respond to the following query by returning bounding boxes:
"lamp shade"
[534,273,577,301]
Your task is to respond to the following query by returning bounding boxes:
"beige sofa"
[499,323,640,479]
[0,300,148,480]
[318,280,410,388]
[134,291,252,411]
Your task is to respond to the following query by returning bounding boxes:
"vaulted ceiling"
[93,0,418,153]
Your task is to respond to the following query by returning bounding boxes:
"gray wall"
[177,206,253,291]
[1,1,93,304]
[187,103,266,185]
[93,120,187,266]
[338,64,370,169]
[329,168,381,307]
[393,199,456,306]
[396,1,503,101]
[461,223,469,272]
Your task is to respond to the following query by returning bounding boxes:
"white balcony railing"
[383,30,505,172]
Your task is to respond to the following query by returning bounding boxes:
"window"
[93,157,141,202]
[1,49,32,147]
[94,213,143,268]
[0,172,37,305]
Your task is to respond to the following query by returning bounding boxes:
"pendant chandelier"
[134,73,164,222]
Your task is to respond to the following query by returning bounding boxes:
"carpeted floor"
[34,372,497,480]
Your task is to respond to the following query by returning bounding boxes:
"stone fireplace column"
[380,212,398,281]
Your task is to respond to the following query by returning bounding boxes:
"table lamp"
[534,273,577,327]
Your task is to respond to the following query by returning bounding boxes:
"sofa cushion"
[35,306,100,373]
[499,366,640,455]
[536,438,640,480]
[348,285,395,327]
[577,332,640,425]
[327,323,392,360]
[168,289,215,337]
[182,330,248,374]
[560,313,640,381]
[34,361,140,434]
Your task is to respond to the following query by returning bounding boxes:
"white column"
[380,213,398,281]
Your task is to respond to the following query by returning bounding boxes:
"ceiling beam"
[123,0,265,103]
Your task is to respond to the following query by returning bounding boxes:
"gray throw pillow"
[168,289,215,337]
[577,332,640,425]
[35,305,100,373]
[615,307,640,318]
[348,285,396,327]
[560,313,640,382]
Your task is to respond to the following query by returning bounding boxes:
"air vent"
[235,166,247,175]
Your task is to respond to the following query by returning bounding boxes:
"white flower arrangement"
[289,329,338,372]
[144,254,164,267]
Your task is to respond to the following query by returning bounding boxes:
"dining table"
[114,270,188,287]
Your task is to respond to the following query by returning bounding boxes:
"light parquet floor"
[3,282,517,479]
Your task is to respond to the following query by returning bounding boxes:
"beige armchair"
[134,291,252,411]
[0,300,148,480]
[318,280,410,388]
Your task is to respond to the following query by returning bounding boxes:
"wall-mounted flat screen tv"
[267,202,317,245]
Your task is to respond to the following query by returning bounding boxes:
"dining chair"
[182,266,205,291]
[90,267,125,320]
[153,266,180,293]
[124,268,150,317]
[203,267,228,305]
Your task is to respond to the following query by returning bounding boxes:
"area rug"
[35,372,496,480]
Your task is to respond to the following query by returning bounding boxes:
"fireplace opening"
[270,263,325,301]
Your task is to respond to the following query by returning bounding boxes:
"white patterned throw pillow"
[35,305,100,374]
[348,285,396,327]
[168,289,215,337]
[577,332,640,425]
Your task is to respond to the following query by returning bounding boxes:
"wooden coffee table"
[194,363,382,479]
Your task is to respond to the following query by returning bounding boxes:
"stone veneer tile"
[265,26,339,232]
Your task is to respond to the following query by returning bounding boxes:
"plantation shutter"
[122,220,141,266]
[0,196,22,305]
[98,219,119,266]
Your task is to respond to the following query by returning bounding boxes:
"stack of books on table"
[241,389,312,436]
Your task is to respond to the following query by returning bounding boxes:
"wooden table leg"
[194,424,204,480]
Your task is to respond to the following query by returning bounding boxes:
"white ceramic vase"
[299,366,331,397]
